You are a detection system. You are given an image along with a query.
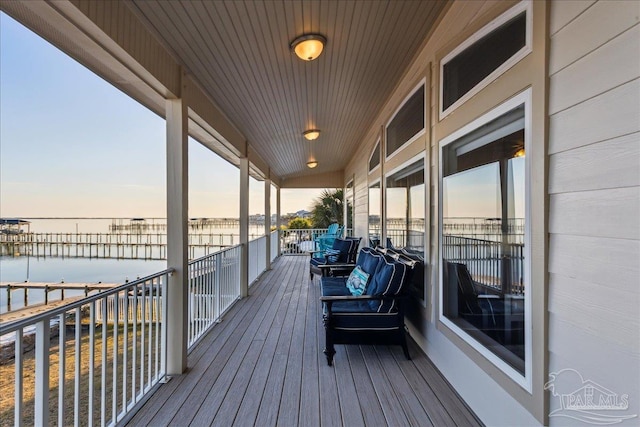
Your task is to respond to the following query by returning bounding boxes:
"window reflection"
[441,104,526,373]
[386,159,425,300]
[368,182,381,246]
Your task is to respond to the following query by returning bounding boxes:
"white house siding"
[548,1,640,425]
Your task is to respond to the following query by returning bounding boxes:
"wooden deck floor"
[127,256,482,427]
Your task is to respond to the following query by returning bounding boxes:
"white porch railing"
[279,228,325,254]
[0,269,172,427]
[1,236,275,426]
[187,245,241,349]
[248,235,267,285]
[270,230,278,262]
[279,227,354,255]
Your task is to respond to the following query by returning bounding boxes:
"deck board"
[127,255,482,427]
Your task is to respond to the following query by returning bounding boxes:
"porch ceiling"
[127,0,447,182]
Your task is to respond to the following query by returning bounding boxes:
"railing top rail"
[443,234,524,245]
[188,244,241,265]
[0,268,174,332]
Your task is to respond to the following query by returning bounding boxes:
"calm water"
[0,257,166,313]
[0,218,265,314]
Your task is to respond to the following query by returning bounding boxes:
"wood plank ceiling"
[128,1,447,182]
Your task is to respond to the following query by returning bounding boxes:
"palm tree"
[311,189,351,229]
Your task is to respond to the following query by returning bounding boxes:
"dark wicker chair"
[309,237,361,280]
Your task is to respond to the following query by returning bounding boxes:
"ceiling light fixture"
[290,34,327,61]
[307,160,318,169]
[513,148,525,158]
[303,129,320,140]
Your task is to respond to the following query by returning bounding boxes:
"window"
[439,92,530,385]
[346,180,354,232]
[440,2,531,118]
[369,140,380,172]
[368,181,381,246]
[386,157,426,299]
[386,85,425,158]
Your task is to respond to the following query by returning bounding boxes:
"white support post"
[240,157,249,297]
[276,186,282,257]
[34,319,50,427]
[265,178,272,270]
[166,84,189,375]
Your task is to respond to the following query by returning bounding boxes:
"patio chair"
[314,223,344,254]
[319,247,419,365]
[309,237,361,280]
[444,261,501,329]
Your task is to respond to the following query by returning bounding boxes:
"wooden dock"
[0,282,118,316]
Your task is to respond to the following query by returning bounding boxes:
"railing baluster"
[132,284,138,402]
[147,283,153,388]
[154,277,160,381]
[74,307,82,427]
[89,301,95,427]
[34,318,51,427]
[14,328,23,427]
[112,291,119,423]
[101,298,107,427]
[140,281,146,394]
[123,288,129,412]
[59,312,66,426]
[160,273,168,379]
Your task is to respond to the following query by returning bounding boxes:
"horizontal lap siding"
[548,1,640,424]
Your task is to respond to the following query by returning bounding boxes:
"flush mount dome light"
[290,34,326,61]
[307,160,318,169]
[303,129,320,140]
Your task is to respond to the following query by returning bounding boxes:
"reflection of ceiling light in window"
[290,34,326,61]
[307,161,318,168]
[513,148,525,158]
[303,129,320,140]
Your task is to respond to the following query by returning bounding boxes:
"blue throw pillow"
[345,265,370,296]
[325,249,341,262]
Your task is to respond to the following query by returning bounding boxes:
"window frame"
[385,152,428,303]
[367,177,382,245]
[345,177,355,233]
[438,89,533,391]
[439,1,532,120]
[385,79,427,162]
[368,139,381,174]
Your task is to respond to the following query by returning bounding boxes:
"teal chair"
[314,223,344,254]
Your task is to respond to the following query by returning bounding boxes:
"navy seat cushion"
[321,277,351,296]
[330,309,402,330]
[322,299,374,316]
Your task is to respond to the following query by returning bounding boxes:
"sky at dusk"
[0,13,323,219]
